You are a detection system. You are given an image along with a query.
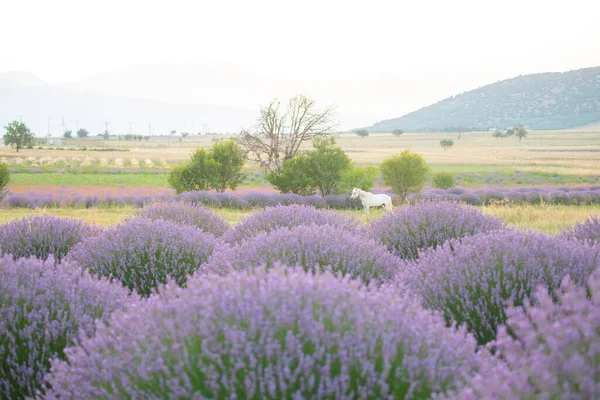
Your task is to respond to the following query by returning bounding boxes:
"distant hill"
[368,67,600,132]
[0,78,256,135]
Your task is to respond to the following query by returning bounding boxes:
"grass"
[0,204,596,235]
[8,172,169,187]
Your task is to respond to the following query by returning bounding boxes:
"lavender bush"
[452,270,600,399]
[369,201,505,259]
[67,218,217,297]
[134,201,231,237]
[207,224,400,285]
[0,215,102,262]
[43,268,483,399]
[404,230,600,344]
[559,215,600,246]
[224,204,361,244]
[0,256,134,399]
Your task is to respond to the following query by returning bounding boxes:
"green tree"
[514,124,527,141]
[355,129,369,138]
[392,129,404,137]
[307,137,351,196]
[336,165,379,194]
[432,172,456,189]
[505,128,515,137]
[492,129,503,139]
[103,131,110,140]
[209,140,246,192]
[63,130,72,139]
[380,150,429,203]
[76,128,89,139]
[168,140,245,194]
[3,121,34,152]
[440,139,454,150]
[266,154,316,196]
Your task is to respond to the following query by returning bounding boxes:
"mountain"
[0,76,256,135]
[0,71,48,87]
[367,67,600,131]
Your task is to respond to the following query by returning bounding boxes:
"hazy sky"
[1,0,599,124]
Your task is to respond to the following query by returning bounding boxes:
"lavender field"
[1,201,599,399]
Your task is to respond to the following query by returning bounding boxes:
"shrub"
[0,163,9,193]
[381,150,429,203]
[355,128,369,137]
[392,128,404,136]
[0,215,102,262]
[266,153,315,195]
[369,201,504,260]
[440,139,454,150]
[67,218,217,297]
[43,268,483,399]
[405,230,600,345]
[0,256,134,399]
[134,201,231,237]
[336,164,379,194]
[223,204,361,245]
[453,270,600,399]
[432,172,456,189]
[558,215,600,246]
[208,224,400,285]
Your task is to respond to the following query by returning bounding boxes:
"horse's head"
[350,187,360,199]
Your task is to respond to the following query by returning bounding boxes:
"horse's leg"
[365,205,370,215]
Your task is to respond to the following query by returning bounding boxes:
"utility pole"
[17,114,24,123]
[104,120,110,134]
[148,122,152,136]
[76,119,79,132]
[61,117,66,134]
[129,121,132,135]
[47,116,51,137]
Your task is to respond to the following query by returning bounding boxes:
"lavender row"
[3,184,600,209]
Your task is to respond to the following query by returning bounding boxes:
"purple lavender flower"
[450,270,600,399]
[369,201,505,260]
[403,230,600,344]
[67,217,217,297]
[208,224,399,285]
[558,215,600,246]
[224,204,362,245]
[0,215,102,262]
[134,201,231,237]
[43,267,483,399]
[0,255,135,399]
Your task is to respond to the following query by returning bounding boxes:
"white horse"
[350,187,393,215]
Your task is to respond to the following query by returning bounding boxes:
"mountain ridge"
[367,66,600,131]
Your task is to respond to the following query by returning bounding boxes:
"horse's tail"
[386,198,393,213]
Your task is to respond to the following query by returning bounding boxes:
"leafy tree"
[63,130,72,139]
[432,172,456,189]
[181,132,190,139]
[505,128,515,137]
[492,129,503,139]
[103,131,110,140]
[392,129,404,137]
[307,137,351,196]
[144,136,150,142]
[440,139,454,150]
[238,94,337,173]
[76,128,89,139]
[266,154,315,196]
[336,165,379,194]
[515,124,528,141]
[355,129,369,138]
[168,140,245,193]
[209,140,246,192]
[380,150,429,203]
[3,121,34,152]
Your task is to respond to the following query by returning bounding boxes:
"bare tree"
[237,95,337,173]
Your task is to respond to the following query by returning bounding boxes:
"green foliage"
[355,129,369,138]
[381,150,429,203]
[168,140,245,194]
[76,128,89,139]
[0,163,10,193]
[505,128,515,137]
[515,123,528,141]
[308,137,351,196]
[432,172,456,189]
[440,139,454,150]
[492,129,503,139]
[336,165,379,194]
[3,121,35,152]
[392,129,404,137]
[63,130,72,139]
[266,154,315,196]
[267,137,351,196]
